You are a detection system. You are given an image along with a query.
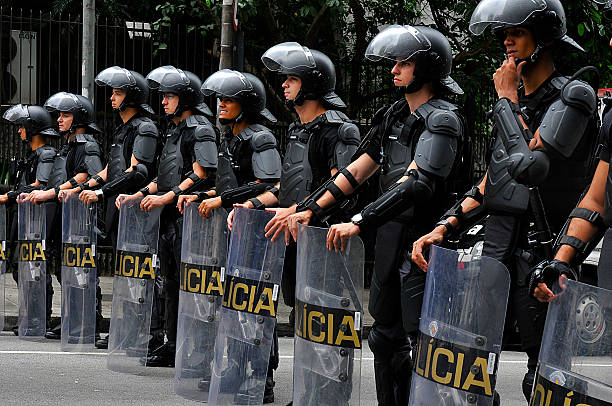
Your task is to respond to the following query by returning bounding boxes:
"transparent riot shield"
[208,207,286,405]
[107,196,162,374]
[17,198,47,338]
[292,224,364,406]
[60,195,97,351]
[409,245,510,406]
[530,279,612,405]
[175,205,229,401]
[0,204,6,332]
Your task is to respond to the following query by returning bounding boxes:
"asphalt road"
[0,332,583,406]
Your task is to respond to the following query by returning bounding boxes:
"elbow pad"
[220,182,274,208]
[296,167,361,220]
[352,169,433,230]
[101,164,148,197]
[183,170,215,194]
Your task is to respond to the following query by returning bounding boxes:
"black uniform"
[46,134,103,327]
[360,97,464,406]
[9,145,57,321]
[482,73,598,375]
[591,102,612,290]
[155,114,217,354]
[278,110,360,308]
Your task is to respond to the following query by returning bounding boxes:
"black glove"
[527,259,577,298]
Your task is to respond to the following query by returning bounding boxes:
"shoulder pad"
[132,117,159,138]
[37,146,57,162]
[371,105,389,126]
[425,109,462,138]
[193,121,217,142]
[337,122,361,144]
[84,139,102,155]
[249,126,278,152]
[427,99,459,111]
[238,123,266,141]
[561,79,597,114]
[184,114,211,128]
[322,110,351,125]
[74,134,90,143]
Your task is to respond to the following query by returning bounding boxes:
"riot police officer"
[177,69,281,218]
[412,0,600,402]
[117,66,218,367]
[285,26,466,405]
[60,66,161,349]
[25,93,104,339]
[528,0,612,300]
[176,69,281,402]
[1,105,58,334]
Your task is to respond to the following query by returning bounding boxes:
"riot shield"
[17,198,47,338]
[0,205,6,332]
[208,207,286,405]
[107,196,162,374]
[530,279,612,405]
[60,195,97,351]
[409,245,510,406]
[175,205,229,401]
[292,224,364,406]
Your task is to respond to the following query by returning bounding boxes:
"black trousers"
[158,215,182,345]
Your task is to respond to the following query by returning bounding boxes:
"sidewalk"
[2,273,374,335]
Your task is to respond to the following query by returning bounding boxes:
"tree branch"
[304,3,329,46]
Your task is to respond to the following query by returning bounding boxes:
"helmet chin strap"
[397,76,426,95]
[514,44,545,68]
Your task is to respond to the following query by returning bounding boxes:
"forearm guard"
[438,186,487,237]
[296,167,361,220]
[219,181,277,209]
[493,98,550,184]
[100,164,148,198]
[182,170,216,195]
[7,183,46,203]
[553,207,606,265]
[352,169,432,231]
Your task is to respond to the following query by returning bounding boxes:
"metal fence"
[0,8,497,275]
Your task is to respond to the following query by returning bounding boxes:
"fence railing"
[0,8,497,277]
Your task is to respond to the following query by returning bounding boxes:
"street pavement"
[0,332,554,406]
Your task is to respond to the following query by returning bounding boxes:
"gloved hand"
[527,259,577,301]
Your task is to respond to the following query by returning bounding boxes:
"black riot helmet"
[469,0,584,63]
[365,25,463,95]
[261,42,346,109]
[146,65,212,118]
[43,92,101,134]
[201,69,277,123]
[2,104,59,140]
[95,66,154,114]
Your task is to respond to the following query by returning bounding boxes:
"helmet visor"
[95,66,135,89]
[3,104,29,125]
[44,92,81,113]
[201,69,253,98]
[365,25,432,62]
[261,42,316,73]
[146,66,189,91]
[469,0,547,35]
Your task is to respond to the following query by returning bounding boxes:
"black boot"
[522,368,536,402]
[45,323,61,340]
[263,375,275,404]
[142,342,176,367]
[95,335,108,349]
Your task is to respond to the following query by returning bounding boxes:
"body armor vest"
[157,130,184,193]
[107,144,126,184]
[216,135,241,196]
[16,151,37,189]
[48,145,69,189]
[278,124,313,207]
